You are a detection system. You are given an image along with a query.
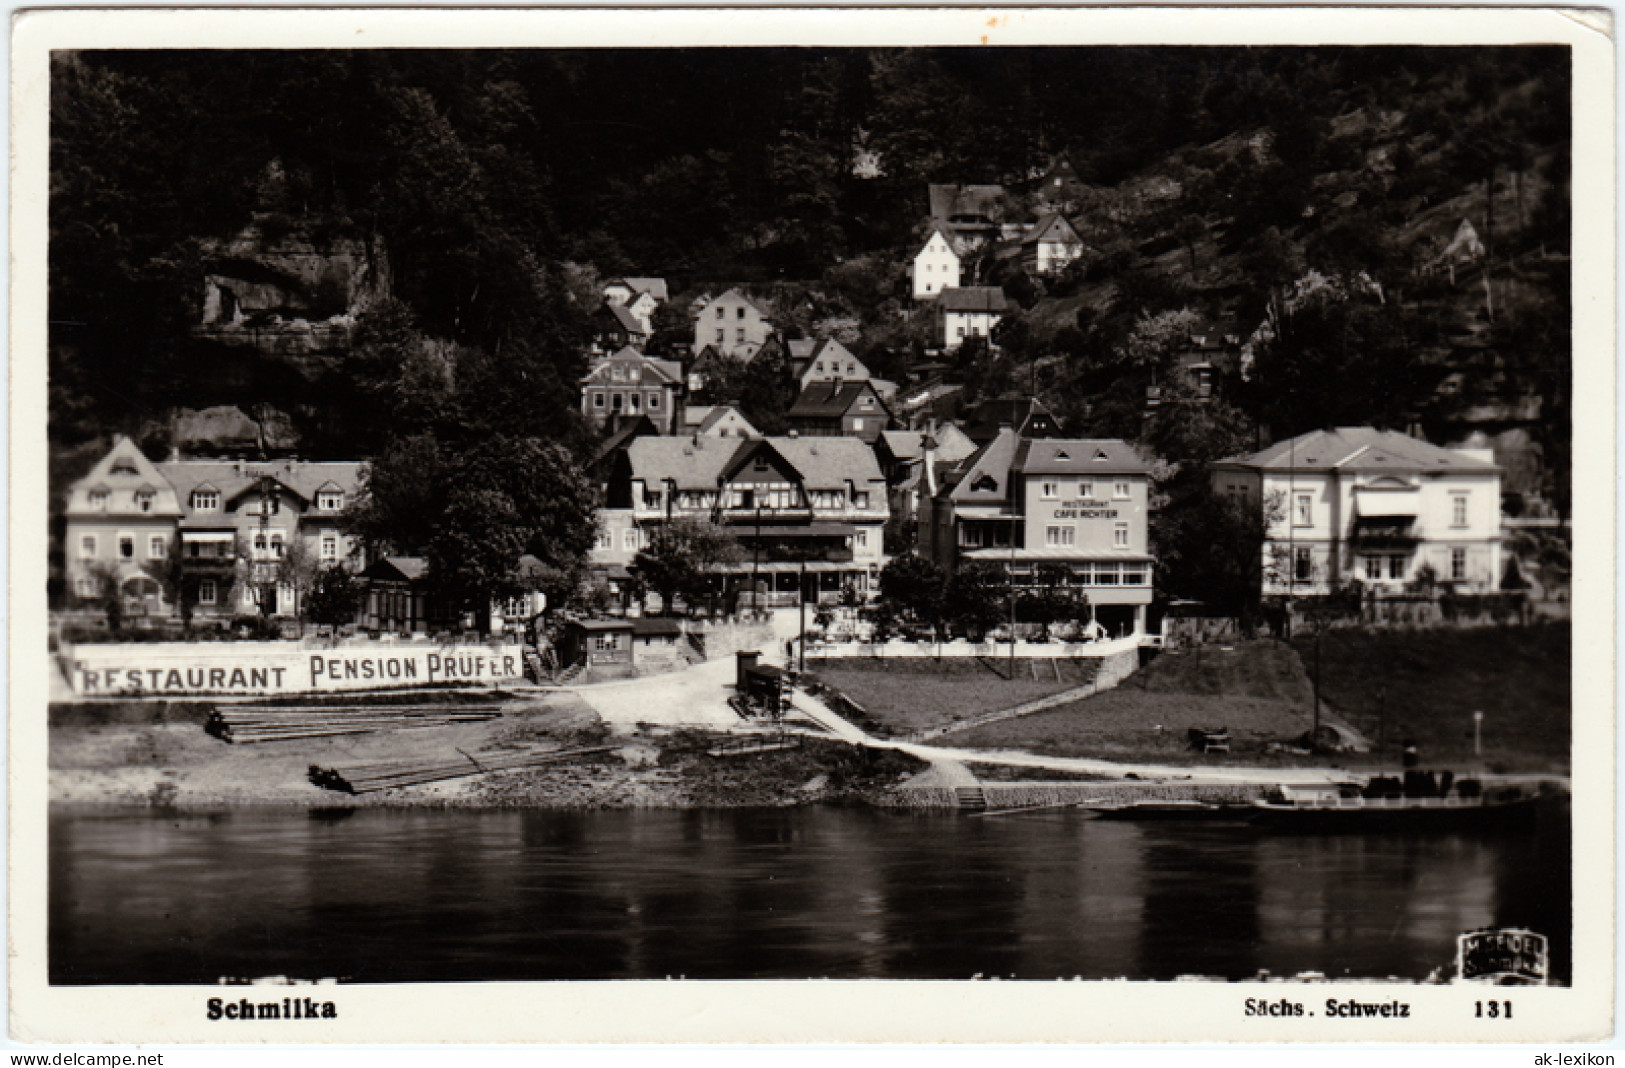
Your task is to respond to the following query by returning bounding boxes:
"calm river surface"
[50,804,1569,984]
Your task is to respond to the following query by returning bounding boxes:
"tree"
[633,518,743,616]
[306,565,365,629]
[878,553,947,637]
[276,535,324,631]
[944,560,1007,640]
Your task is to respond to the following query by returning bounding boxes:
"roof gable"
[949,426,1021,503]
[1217,427,1501,474]
[67,436,188,518]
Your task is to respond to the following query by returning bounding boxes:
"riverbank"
[48,691,928,809]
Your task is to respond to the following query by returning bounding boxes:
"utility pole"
[1008,533,1017,680]
[798,555,807,673]
[1378,686,1387,764]
[1312,624,1323,751]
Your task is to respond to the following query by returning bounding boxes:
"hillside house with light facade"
[936,287,1010,351]
[788,337,870,388]
[1018,213,1085,275]
[62,436,365,619]
[919,429,1155,637]
[692,288,773,361]
[604,435,888,606]
[602,276,668,334]
[1210,427,1503,597]
[912,226,962,299]
[580,347,684,434]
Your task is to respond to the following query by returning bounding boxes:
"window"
[75,577,99,598]
[736,328,746,343]
[643,488,663,509]
[1114,482,1130,499]
[1364,555,1383,580]
[737,306,746,319]
[715,329,725,343]
[1294,493,1313,527]
[135,491,154,513]
[148,535,167,560]
[318,491,344,511]
[627,393,641,414]
[853,491,870,509]
[79,534,97,559]
[815,362,823,373]
[1041,482,1059,499]
[254,533,268,555]
[594,634,619,651]
[1295,547,1313,582]
[1121,565,1146,585]
[191,489,219,511]
[1094,562,1120,586]
[321,534,338,561]
[623,529,638,551]
[957,325,966,338]
[648,393,660,410]
[1045,525,1075,547]
[198,579,217,606]
[593,392,605,409]
[1451,494,1469,528]
[1078,482,1093,499]
[715,307,724,320]
[611,394,623,412]
[1451,547,1467,581]
[596,531,613,550]
[118,534,135,560]
[270,533,285,559]
[852,418,864,432]
[959,525,982,548]
[1388,555,1406,581]
[88,490,108,510]
[1113,523,1129,548]
[847,363,856,375]
[856,530,868,549]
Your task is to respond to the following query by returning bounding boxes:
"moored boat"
[1249,777,1549,831]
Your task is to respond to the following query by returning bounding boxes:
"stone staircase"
[955,785,988,811]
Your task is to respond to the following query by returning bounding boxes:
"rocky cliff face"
[194,214,390,361]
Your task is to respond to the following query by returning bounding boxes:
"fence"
[803,635,1143,661]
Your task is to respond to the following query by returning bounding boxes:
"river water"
[50,804,1570,985]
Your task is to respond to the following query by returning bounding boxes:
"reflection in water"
[49,805,1569,985]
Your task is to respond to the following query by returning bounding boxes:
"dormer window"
[135,490,154,513]
[88,489,109,509]
[318,490,345,511]
[191,489,219,511]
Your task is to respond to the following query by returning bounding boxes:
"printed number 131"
[1475,1001,1512,1018]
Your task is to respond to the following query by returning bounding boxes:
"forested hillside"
[50,46,1570,513]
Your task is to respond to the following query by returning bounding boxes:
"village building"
[1209,427,1503,597]
[606,435,889,607]
[682,405,759,439]
[962,394,1063,445]
[556,617,686,681]
[936,287,1010,350]
[918,429,1155,637]
[601,276,668,334]
[786,380,894,444]
[788,337,869,388]
[589,302,649,354]
[1028,154,1088,215]
[580,346,684,434]
[62,436,366,620]
[1018,213,1085,275]
[692,288,773,361]
[911,226,962,299]
[927,183,1006,252]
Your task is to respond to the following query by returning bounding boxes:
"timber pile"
[309,745,614,794]
[206,703,503,744]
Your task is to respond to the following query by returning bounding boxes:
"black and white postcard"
[9,5,1615,1045]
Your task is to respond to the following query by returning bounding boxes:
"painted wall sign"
[61,640,524,696]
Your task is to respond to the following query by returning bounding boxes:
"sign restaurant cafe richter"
[61,640,526,697]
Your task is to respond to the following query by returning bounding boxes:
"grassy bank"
[806,657,1093,735]
[948,640,1317,766]
[1291,622,1570,772]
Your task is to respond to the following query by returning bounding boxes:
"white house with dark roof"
[692,288,773,361]
[605,434,888,606]
[936,286,1010,350]
[1018,213,1085,275]
[918,428,1155,636]
[602,276,669,334]
[912,226,962,299]
[63,436,366,618]
[682,404,759,439]
[1210,427,1502,596]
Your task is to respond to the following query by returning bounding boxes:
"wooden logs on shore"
[206,703,503,744]
[309,745,614,794]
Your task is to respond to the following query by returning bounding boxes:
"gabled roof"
[880,424,978,466]
[697,405,757,436]
[615,276,669,302]
[158,458,367,521]
[1014,438,1150,475]
[947,426,1022,504]
[65,436,187,518]
[363,556,429,583]
[788,338,819,359]
[597,302,647,335]
[624,435,881,492]
[581,347,682,387]
[704,287,772,319]
[928,183,1006,221]
[915,224,961,258]
[787,380,889,421]
[1019,213,1082,247]
[963,394,1063,443]
[937,287,1010,313]
[1214,427,1502,474]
